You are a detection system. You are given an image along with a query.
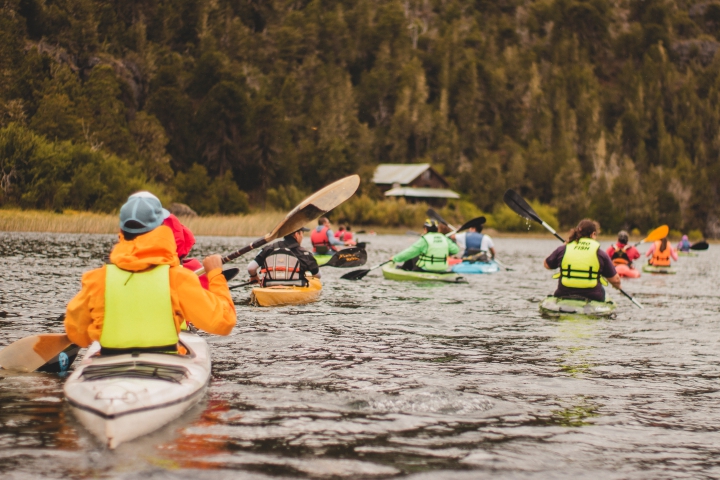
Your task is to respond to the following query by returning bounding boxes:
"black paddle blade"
[503,189,541,223]
[340,268,371,280]
[325,247,368,268]
[426,208,448,226]
[690,240,709,250]
[457,216,486,232]
[222,267,240,282]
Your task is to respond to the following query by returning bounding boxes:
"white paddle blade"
[272,175,360,238]
[0,334,72,372]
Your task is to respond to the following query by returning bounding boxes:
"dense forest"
[1,0,720,233]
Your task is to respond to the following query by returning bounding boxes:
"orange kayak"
[615,264,641,278]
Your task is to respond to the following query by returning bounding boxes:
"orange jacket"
[65,226,236,347]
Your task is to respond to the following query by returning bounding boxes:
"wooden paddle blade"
[503,189,541,223]
[272,175,360,239]
[340,268,371,280]
[325,247,368,268]
[643,225,669,243]
[690,240,709,250]
[0,334,72,372]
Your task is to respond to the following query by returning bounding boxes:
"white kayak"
[64,331,210,449]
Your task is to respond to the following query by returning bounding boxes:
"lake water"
[1,232,719,479]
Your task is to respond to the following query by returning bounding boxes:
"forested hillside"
[1,0,720,233]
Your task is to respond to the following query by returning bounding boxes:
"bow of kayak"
[314,254,333,266]
[642,264,676,274]
[381,262,466,283]
[615,264,641,278]
[451,260,499,274]
[539,296,617,318]
[64,331,210,449]
[678,251,698,257]
[251,277,322,307]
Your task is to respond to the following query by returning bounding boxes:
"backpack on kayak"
[261,249,308,287]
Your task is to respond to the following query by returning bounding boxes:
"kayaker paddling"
[544,219,621,302]
[677,235,691,253]
[64,193,237,354]
[311,217,348,254]
[248,227,320,286]
[391,219,459,272]
[645,236,677,267]
[454,224,495,262]
[607,230,641,278]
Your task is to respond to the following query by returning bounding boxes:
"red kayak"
[616,264,641,278]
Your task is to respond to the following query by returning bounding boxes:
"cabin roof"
[384,187,460,199]
[373,163,433,185]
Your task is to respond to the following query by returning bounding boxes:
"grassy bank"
[0,209,287,237]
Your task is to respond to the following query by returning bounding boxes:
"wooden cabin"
[373,164,460,206]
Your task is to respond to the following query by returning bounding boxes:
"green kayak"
[539,296,617,318]
[642,264,676,274]
[678,251,698,257]
[381,262,466,283]
[314,254,333,266]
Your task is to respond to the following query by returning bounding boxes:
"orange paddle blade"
[643,225,669,243]
[0,334,72,372]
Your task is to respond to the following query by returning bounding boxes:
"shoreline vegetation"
[0,208,706,243]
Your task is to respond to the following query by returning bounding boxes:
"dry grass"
[0,209,288,236]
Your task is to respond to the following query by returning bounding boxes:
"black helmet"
[618,230,629,244]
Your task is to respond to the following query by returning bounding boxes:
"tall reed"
[0,209,287,236]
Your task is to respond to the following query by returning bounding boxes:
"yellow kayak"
[250,277,322,307]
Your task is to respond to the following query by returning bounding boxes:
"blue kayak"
[451,260,500,274]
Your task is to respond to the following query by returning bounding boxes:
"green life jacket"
[101,264,178,351]
[552,238,608,288]
[418,232,450,272]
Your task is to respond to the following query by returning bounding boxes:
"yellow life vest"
[101,264,178,350]
[418,232,450,272]
[553,238,608,288]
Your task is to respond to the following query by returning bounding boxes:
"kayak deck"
[64,332,210,449]
[615,264,641,278]
[642,264,676,274]
[251,277,322,307]
[382,262,466,283]
[539,296,617,318]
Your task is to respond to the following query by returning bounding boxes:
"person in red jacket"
[606,230,640,267]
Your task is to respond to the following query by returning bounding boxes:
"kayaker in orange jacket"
[645,237,677,266]
[64,194,236,351]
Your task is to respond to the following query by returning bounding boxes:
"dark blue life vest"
[465,232,484,250]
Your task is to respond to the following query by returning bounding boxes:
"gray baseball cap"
[119,191,171,234]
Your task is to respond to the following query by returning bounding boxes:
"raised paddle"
[503,189,644,310]
[229,247,368,289]
[502,190,565,242]
[194,174,360,276]
[690,240,709,250]
[633,225,669,247]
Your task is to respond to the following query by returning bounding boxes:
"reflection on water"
[2,231,720,478]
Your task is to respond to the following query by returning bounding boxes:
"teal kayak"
[642,264,676,274]
[539,296,617,318]
[382,262,466,283]
[451,260,500,274]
